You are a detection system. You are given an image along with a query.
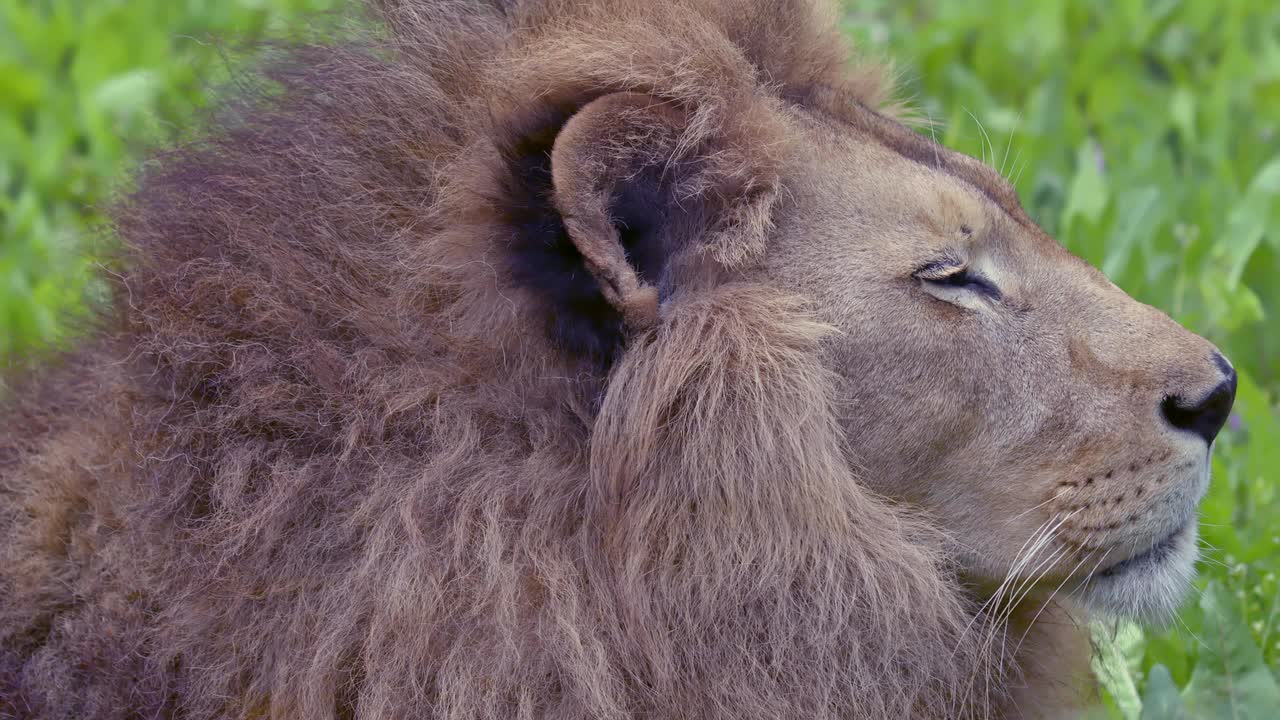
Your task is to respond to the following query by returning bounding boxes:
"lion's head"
[756,110,1236,625]
[0,0,1236,717]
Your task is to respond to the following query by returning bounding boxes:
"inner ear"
[610,163,673,290]
[549,92,693,335]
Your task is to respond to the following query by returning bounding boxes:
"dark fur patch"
[489,95,703,365]
[491,100,628,365]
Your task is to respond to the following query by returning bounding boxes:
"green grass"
[0,0,336,355]
[2,0,1278,717]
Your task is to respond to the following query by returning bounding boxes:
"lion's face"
[758,110,1236,623]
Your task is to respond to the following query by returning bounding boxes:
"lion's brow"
[831,100,1038,233]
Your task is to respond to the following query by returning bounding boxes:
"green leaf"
[1062,139,1110,230]
[1103,186,1163,282]
[1170,86,1196,143]
[1224,157,1280,287]
[1093,623,1147,720]
[1140,665,1189,720]
[1183,582,1280,719]
[90,69,159,120]
[1199,274,1264,333]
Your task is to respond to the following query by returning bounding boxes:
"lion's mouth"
[1096,522,1191,578]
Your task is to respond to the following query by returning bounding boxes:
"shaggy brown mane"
[0,1,1074,717]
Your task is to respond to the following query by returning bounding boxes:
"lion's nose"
[1160,353,1237,444]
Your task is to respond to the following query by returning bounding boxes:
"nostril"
[1161,377,1237,445]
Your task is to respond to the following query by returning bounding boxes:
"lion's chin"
[1070,521,1200,626]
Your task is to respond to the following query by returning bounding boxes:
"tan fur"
[1,1,1232,718]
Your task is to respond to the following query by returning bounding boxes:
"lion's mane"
[1,2,1039,717]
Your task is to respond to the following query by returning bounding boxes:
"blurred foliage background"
[1,0,1277,717]
[0,0,338,355]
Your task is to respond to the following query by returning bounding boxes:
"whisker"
[952,511,1071,713]
[926,110,942,170]
[954,508,1082,713]
[988,546,1070,683]
[987,512,1085,665]
[1196,553,1229,570]
[1005,493,1059,525]
[1010,150,1027,187]
[1011,549,1099,659]
[997,511,1081,614]
[998,545,1069,634]
[1074,544,1112,600]
[952,516,1058,657]
[1172,607,1205,650]
[986,520,1077,647]
[964,107,994,166]
[1197,537,1228,563]
[999,111,1022,178]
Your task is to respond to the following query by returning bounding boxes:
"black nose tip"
[1161,354,1237,444]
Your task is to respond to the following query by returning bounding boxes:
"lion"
[0,1,1237,718]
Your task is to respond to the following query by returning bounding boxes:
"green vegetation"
[0,0,335,355]
[2,0,1277,716]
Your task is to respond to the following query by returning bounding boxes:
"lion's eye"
[914,264,1002,301]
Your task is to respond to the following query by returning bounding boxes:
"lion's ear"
[548,93,693,334]
[487,90,781,364]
